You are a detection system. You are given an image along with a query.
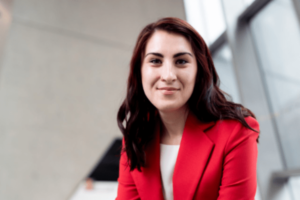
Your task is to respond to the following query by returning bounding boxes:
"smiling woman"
[116,17,259,200]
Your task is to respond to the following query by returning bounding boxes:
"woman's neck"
[159,106,189,145]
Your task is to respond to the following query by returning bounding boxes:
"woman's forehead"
[144,30,193,56]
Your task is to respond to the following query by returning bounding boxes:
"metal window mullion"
[291,0,300,27]
[238,0,272,23]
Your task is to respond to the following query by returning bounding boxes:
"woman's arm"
[115,141,141,200]
[217,117,259,200]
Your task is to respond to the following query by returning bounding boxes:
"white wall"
[0,1,185,200]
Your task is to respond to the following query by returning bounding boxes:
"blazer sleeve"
[115,139,141,200]
[217,117,259,200]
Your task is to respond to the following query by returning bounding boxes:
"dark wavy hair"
[117,17,258,171]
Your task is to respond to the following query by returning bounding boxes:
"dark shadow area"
[88,138,122,181]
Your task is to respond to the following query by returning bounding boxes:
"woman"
[116,17,259,200]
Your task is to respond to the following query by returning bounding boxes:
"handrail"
[272,168,300,182]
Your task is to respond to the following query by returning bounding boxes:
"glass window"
[183,0,226,45]
[243,0,255,7]
[212,43,241,103]
[250,0,300,171]
[290,176,300,199]
[184,0,208,42]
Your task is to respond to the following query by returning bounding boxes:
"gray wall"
[0,1,185,200]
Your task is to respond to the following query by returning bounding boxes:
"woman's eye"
[176,59,187,65]
[150,59,162,64]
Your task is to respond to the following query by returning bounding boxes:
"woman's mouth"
[157,87,180,95]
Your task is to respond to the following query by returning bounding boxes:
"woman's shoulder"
[206,116,259,146]
[213,116,259,132]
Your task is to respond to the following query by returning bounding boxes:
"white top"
[160,144,180,200]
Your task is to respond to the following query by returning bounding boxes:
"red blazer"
[116,113,259,200]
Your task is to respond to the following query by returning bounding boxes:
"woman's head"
[127,17,219,118]
[141,29,197,113]
[118,17,257,171]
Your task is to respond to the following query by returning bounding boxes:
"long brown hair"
[117,17,258,171]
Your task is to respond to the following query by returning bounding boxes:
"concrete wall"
[0,1,185,200]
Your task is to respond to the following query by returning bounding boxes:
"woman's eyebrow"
[173,52,193,58]
[144,52,193,58]
[144,52,163,58]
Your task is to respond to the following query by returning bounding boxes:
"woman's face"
[141,30,197,113]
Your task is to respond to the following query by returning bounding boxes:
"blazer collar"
[173,112,215,200]
[131,112,215,200]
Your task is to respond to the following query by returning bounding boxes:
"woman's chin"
[156,104,186,113]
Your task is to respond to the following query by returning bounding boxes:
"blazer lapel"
[173,113,215,200]
[131,124,164,200]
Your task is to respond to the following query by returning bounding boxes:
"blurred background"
[0,0,299,200]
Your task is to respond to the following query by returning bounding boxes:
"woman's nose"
[161,62,177,83]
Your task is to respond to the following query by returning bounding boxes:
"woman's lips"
[157,87,180,95]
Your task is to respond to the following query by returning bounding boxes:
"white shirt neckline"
[160,144,180,200]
